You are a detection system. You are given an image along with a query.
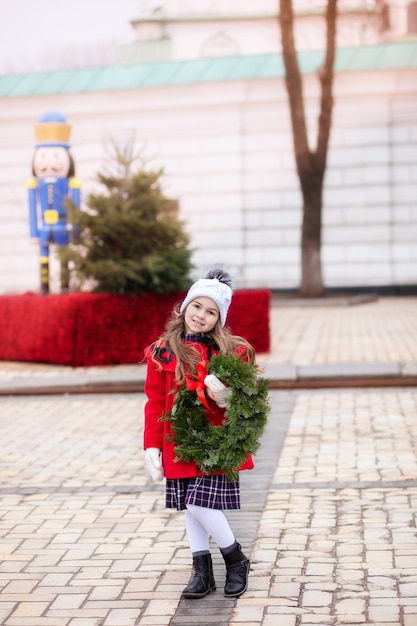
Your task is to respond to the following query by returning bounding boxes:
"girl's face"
[184,297,220,334]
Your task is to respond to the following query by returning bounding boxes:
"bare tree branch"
[279,0,312,180]
[315,0,337,175]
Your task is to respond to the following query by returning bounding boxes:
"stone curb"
[0,361,416,395]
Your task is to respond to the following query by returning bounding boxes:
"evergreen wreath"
[161,353,270,481]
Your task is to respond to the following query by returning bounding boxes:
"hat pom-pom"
[205,265,234,291]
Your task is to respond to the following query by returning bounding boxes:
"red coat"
[143,339,254,479]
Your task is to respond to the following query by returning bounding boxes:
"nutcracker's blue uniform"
[26,111,81,293]
[27,176,81,245]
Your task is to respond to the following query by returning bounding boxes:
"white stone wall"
[0,65,416,294]
[129,0,391,61]
[323,70,417,288]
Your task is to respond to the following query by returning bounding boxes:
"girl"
[143,266,257,599]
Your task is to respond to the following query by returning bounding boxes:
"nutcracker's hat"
[34,110,72,148]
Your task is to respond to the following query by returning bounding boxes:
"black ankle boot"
[220,542,250,597]
[182,553,216,599]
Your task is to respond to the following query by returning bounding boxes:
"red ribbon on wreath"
[185,360,213,412]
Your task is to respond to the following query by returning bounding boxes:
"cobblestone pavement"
[264,295,417,366]
[0,295,416,625]
[1,386,416,625]
[230,389,417,626]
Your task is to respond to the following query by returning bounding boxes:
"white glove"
[144,448,164,481]
[204,374,232,408]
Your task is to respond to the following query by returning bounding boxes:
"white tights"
[185,503,235,554]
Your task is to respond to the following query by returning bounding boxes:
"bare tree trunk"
[279,0,337,297]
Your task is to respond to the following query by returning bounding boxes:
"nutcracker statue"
[26,110,81,294]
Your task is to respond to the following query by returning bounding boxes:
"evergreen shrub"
[60,145,193,295]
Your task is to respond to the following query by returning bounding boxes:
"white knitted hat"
[180,268,233,327]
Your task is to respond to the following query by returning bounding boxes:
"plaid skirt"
[166,475,240,511]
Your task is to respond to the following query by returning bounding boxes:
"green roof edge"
[0,41,416,98]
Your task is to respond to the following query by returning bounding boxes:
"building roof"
[0,41,416,98]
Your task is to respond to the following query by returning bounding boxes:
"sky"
[0,0,139,74]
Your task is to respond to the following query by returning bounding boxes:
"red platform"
[0,290,270,366]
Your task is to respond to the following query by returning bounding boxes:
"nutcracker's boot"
[182,552,216,599]
[220,541,250,597]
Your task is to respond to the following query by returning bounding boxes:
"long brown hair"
[151,303,256,384]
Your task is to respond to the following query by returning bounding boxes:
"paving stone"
[8,602,50,617]
[103,608,142,625]
[262,616,297,626]
[301,589,333,607]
